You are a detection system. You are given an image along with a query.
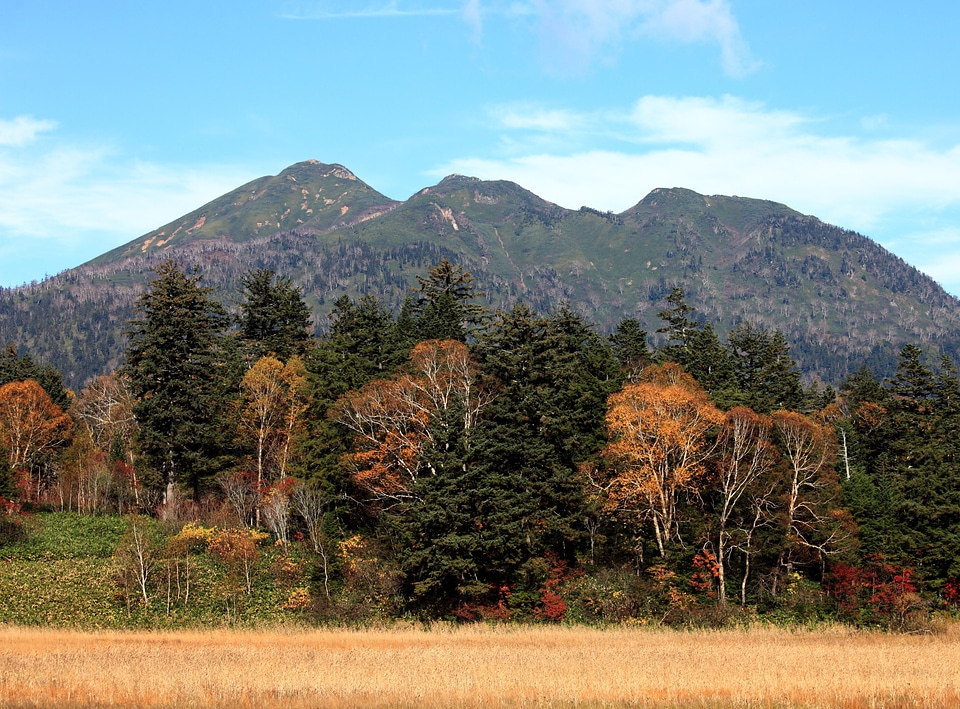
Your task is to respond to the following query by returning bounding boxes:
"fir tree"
[410,259,486,342]
[237,268,312,362]
[727,322,804,413]
[123,261,235,503]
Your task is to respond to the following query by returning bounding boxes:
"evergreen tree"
[727,322,804,413]
[297,294,405,491]
[881,346,960,586]
[123,261,235,503]
[410,259,487,342]
[472,304,620,563]
[237,268,312,362]
[683,324,739,407]
[609,318,650,380]
[394,398,532,614]
[0,344,70,408]
[655,287,702,366]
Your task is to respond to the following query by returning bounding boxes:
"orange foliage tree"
[601,363,723,557]
[0,379,73,500]
[334,339,488,506]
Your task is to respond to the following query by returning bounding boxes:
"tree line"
[1,259,957,626]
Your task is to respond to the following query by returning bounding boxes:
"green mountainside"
[92,160,399,263]
[2,160,958,390]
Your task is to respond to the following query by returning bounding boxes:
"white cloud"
[462,0,483,39]
[443,97,960,224]
[0,116,57,147]
[435,96,960,295]
[0,116,253,285]
[638,0,759,77]
[492,104,584,132]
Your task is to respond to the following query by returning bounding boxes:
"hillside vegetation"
[2,259,959,631]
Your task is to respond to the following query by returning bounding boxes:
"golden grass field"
[0,624,958,708]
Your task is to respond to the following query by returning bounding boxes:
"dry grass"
[0,623,958,708]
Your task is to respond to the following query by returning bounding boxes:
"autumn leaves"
[596,363,843,605]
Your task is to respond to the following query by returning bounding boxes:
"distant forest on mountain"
[1,259,958,628]
[3,161,960,393]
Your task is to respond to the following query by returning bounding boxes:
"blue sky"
[3,1,960,295]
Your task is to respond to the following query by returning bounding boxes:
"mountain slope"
[1,160,958,390]
[91,160,399,264]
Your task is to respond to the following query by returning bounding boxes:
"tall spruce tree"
[880,346,960,587]
[727,322,804,413]
[656,287,702,366]
[472,303,620,565]
[410,259,487,342]
[0,344,70,408]
[237,268,312,362]
[123,261,235,503]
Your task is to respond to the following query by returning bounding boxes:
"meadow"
[1,624,958,708]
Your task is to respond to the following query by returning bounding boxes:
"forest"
[1,258,958,629]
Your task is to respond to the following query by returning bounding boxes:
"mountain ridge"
[2,159,958,391]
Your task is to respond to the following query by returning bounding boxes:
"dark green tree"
[123,261,235,503]
[684,323,739,407]
[727,322,804,413]
[609,318,650,380]
[472,304,620,564]
[0,344,70,408]
[880,346,960,587]
[237,268,312,362]
[393,397,532,615]
[655,287,701,366]
[410,259,487,342]
[297,294,406,491]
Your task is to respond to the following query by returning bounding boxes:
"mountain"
[2,160,959,391]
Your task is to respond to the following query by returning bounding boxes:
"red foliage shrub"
[825,554,922,627]
[944,578,960,608]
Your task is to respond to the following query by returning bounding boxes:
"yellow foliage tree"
[602,363,723,557]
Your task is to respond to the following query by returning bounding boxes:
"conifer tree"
[410,259,486,342]
[123,261,234,503]
[0,344,70,409]
[472,304,620,562]
[237,268,312,362]
[880,346,960,587]
[727,322,804,413]
[655,287,701,365]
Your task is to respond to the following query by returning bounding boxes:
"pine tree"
[656,287,702,366]
[882,346,960,586]
[472,304,620,562]
[123,261,235,503]
[0,344,70,408]
[609,318,650,380]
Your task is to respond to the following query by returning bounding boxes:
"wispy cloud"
[638,0,759,77]
[284,2,756,76]
[281,1,459,19]
[437,95,960,293]
[0,116,252,286]
[468,0,757,76]
[0,116,57,147]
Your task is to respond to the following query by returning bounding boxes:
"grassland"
[1,624,958,708]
